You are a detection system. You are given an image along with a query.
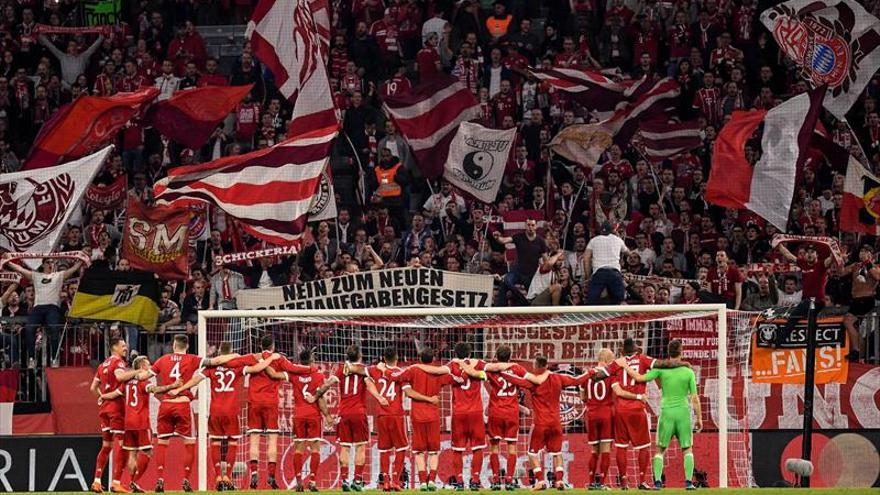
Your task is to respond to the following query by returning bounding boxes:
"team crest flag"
[69,267,161,331]
[122,197,193,279]
[308,165,337,221]
[444,122,515,203]
[761,0,880,117]
[841,156,880,234]
[0,147,113,266]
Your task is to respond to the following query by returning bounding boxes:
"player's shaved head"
[260,334,275,351]
[454,342,472,359]
[668,339,683,358]
[495,345,512,362]
[219,341,232,355]
[173,334,189,351]
[346,344,361,363]
[598,348,614,363]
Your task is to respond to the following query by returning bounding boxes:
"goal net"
[196,305,754,491]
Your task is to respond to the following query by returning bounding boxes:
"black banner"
[0,435,102,491]
[755,320,846,348]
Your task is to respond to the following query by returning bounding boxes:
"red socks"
[380,452,391,480]
[638,449,650,484]
[155,443,167,479]
[393,453,405,483]
[588,451,598,479]
[472,450,484,482]
[506,453,518,481]
[211,443,222,478]
[293,453,304,482]
[341,463,349,481]
[309,453,320,480]
[490,451,500,478]
[452,451,463,482]
[94,444,111,480]
[616,448,628,480]
[354,463,365,482]
[112,448,129,483]
[419,470,427,483]
[134,453,150,482]
[428,469,437,482]
[184,444,195,478]
[268,461,277,478]
[226,443,238,478]
[599,452,611,484]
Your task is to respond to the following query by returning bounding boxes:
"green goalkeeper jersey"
[644,365,697,409]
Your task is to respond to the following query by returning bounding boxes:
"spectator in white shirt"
[584,221,629,304]
[154,60,180,101]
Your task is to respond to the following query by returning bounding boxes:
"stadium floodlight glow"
[197,304,752,491]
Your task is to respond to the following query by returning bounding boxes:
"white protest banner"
[236,267,494,310]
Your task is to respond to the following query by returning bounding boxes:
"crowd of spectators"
[0,0,879,368]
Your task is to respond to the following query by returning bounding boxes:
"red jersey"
[203,364,245,417]
[150,352,203,401]
[370,19,399,54]
[693,87,722,126]
[335,364,368,416]
[96,354,127,414]
[583,376,614,417]
[448,359,486,416]
[368,365,410,417]
[290,370,326,419]
[235,103,261,140]
[380,75,412,98]
[416,47,440,82]
[611,355,654,411]
[508,371,593,426]
[124,379,151,430]
[797,258,828,301]
[234,352,312,405]
[708,265,744,302]
[486,363,527,420]
[392,365,448,423]
[491,92,516,128]
[667,24,692,59]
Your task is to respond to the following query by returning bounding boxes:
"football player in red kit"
[483,345,528,490]
[582,348,637,490]
[89,335,142,493]
[310,345,388,492]
[267,349,335,492]
[499,355,607,490]
[118,356,180,492]
[149,334,204,492]
[171,342,280,490]
[610,338,656,490]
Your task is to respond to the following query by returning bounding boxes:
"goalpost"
[196,304,754,491]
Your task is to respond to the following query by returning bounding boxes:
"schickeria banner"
[235,267,494,310]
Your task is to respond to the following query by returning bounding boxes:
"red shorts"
[209,414,241,439]
[337,415,369,445]
[411,420,441,453]
[587,412,614,445]
[99,410,124,435]
[294,417,322,441]
[452,413,486,450]
[488,415,518,442]
[528,423,563,454]
[614,408,651,449]
[157,402,193,439]
[376,416,408,452]
[123,429,153,450]
[247,403,279,434]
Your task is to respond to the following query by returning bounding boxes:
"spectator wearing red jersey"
[707,250,743,309]
[168,21,208,69]
[330,34,350,80]
[451,41,480,95]
[235,93,261,148]
[693,72,722,127]
[379,65,412,99]
[416,33,442,84]
[490,79,517,129]
[199,58,229,86]
[371,7,401,65]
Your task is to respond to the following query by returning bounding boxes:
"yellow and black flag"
[70,267,161,331]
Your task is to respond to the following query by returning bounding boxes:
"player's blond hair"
[132,355,150,370]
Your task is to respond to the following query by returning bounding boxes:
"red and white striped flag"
[605,77,681,146]
[154,131,335,246]
[383,75,481,179]
[637,119,702,162]
[247,0,338,137]
[529,67,629,113]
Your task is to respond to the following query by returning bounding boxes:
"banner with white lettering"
[444,122,515,203]
[121,197,192,280]
[235,267,494,310]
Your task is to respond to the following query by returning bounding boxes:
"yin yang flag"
[444,122,516,203]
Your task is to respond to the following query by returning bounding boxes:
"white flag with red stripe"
[383,75,481,179]
[154,131,335,246]
[247,0,338,137]
[637,119,702,162]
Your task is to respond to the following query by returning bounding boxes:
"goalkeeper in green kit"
[616,340,703,490]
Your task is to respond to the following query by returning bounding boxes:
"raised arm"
[38,35,64,59]
[62,261,83,280]
[493,231,513,245]
[775,242,797,263]
[82,34,105,59]
[4,263,32,279]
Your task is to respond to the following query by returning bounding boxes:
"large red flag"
[24,88,159,169]
[145,85,252,149]
[121,197,193,279]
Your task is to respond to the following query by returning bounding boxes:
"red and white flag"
[383,75,481,179]
[841,156,880,234]
[0,146,113,266]
[247,0,338,137]
[637,119,702,162]
[154,132,335,246]
[707,88,824,231]
[761,0,880,118]
[529,67,629,112]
